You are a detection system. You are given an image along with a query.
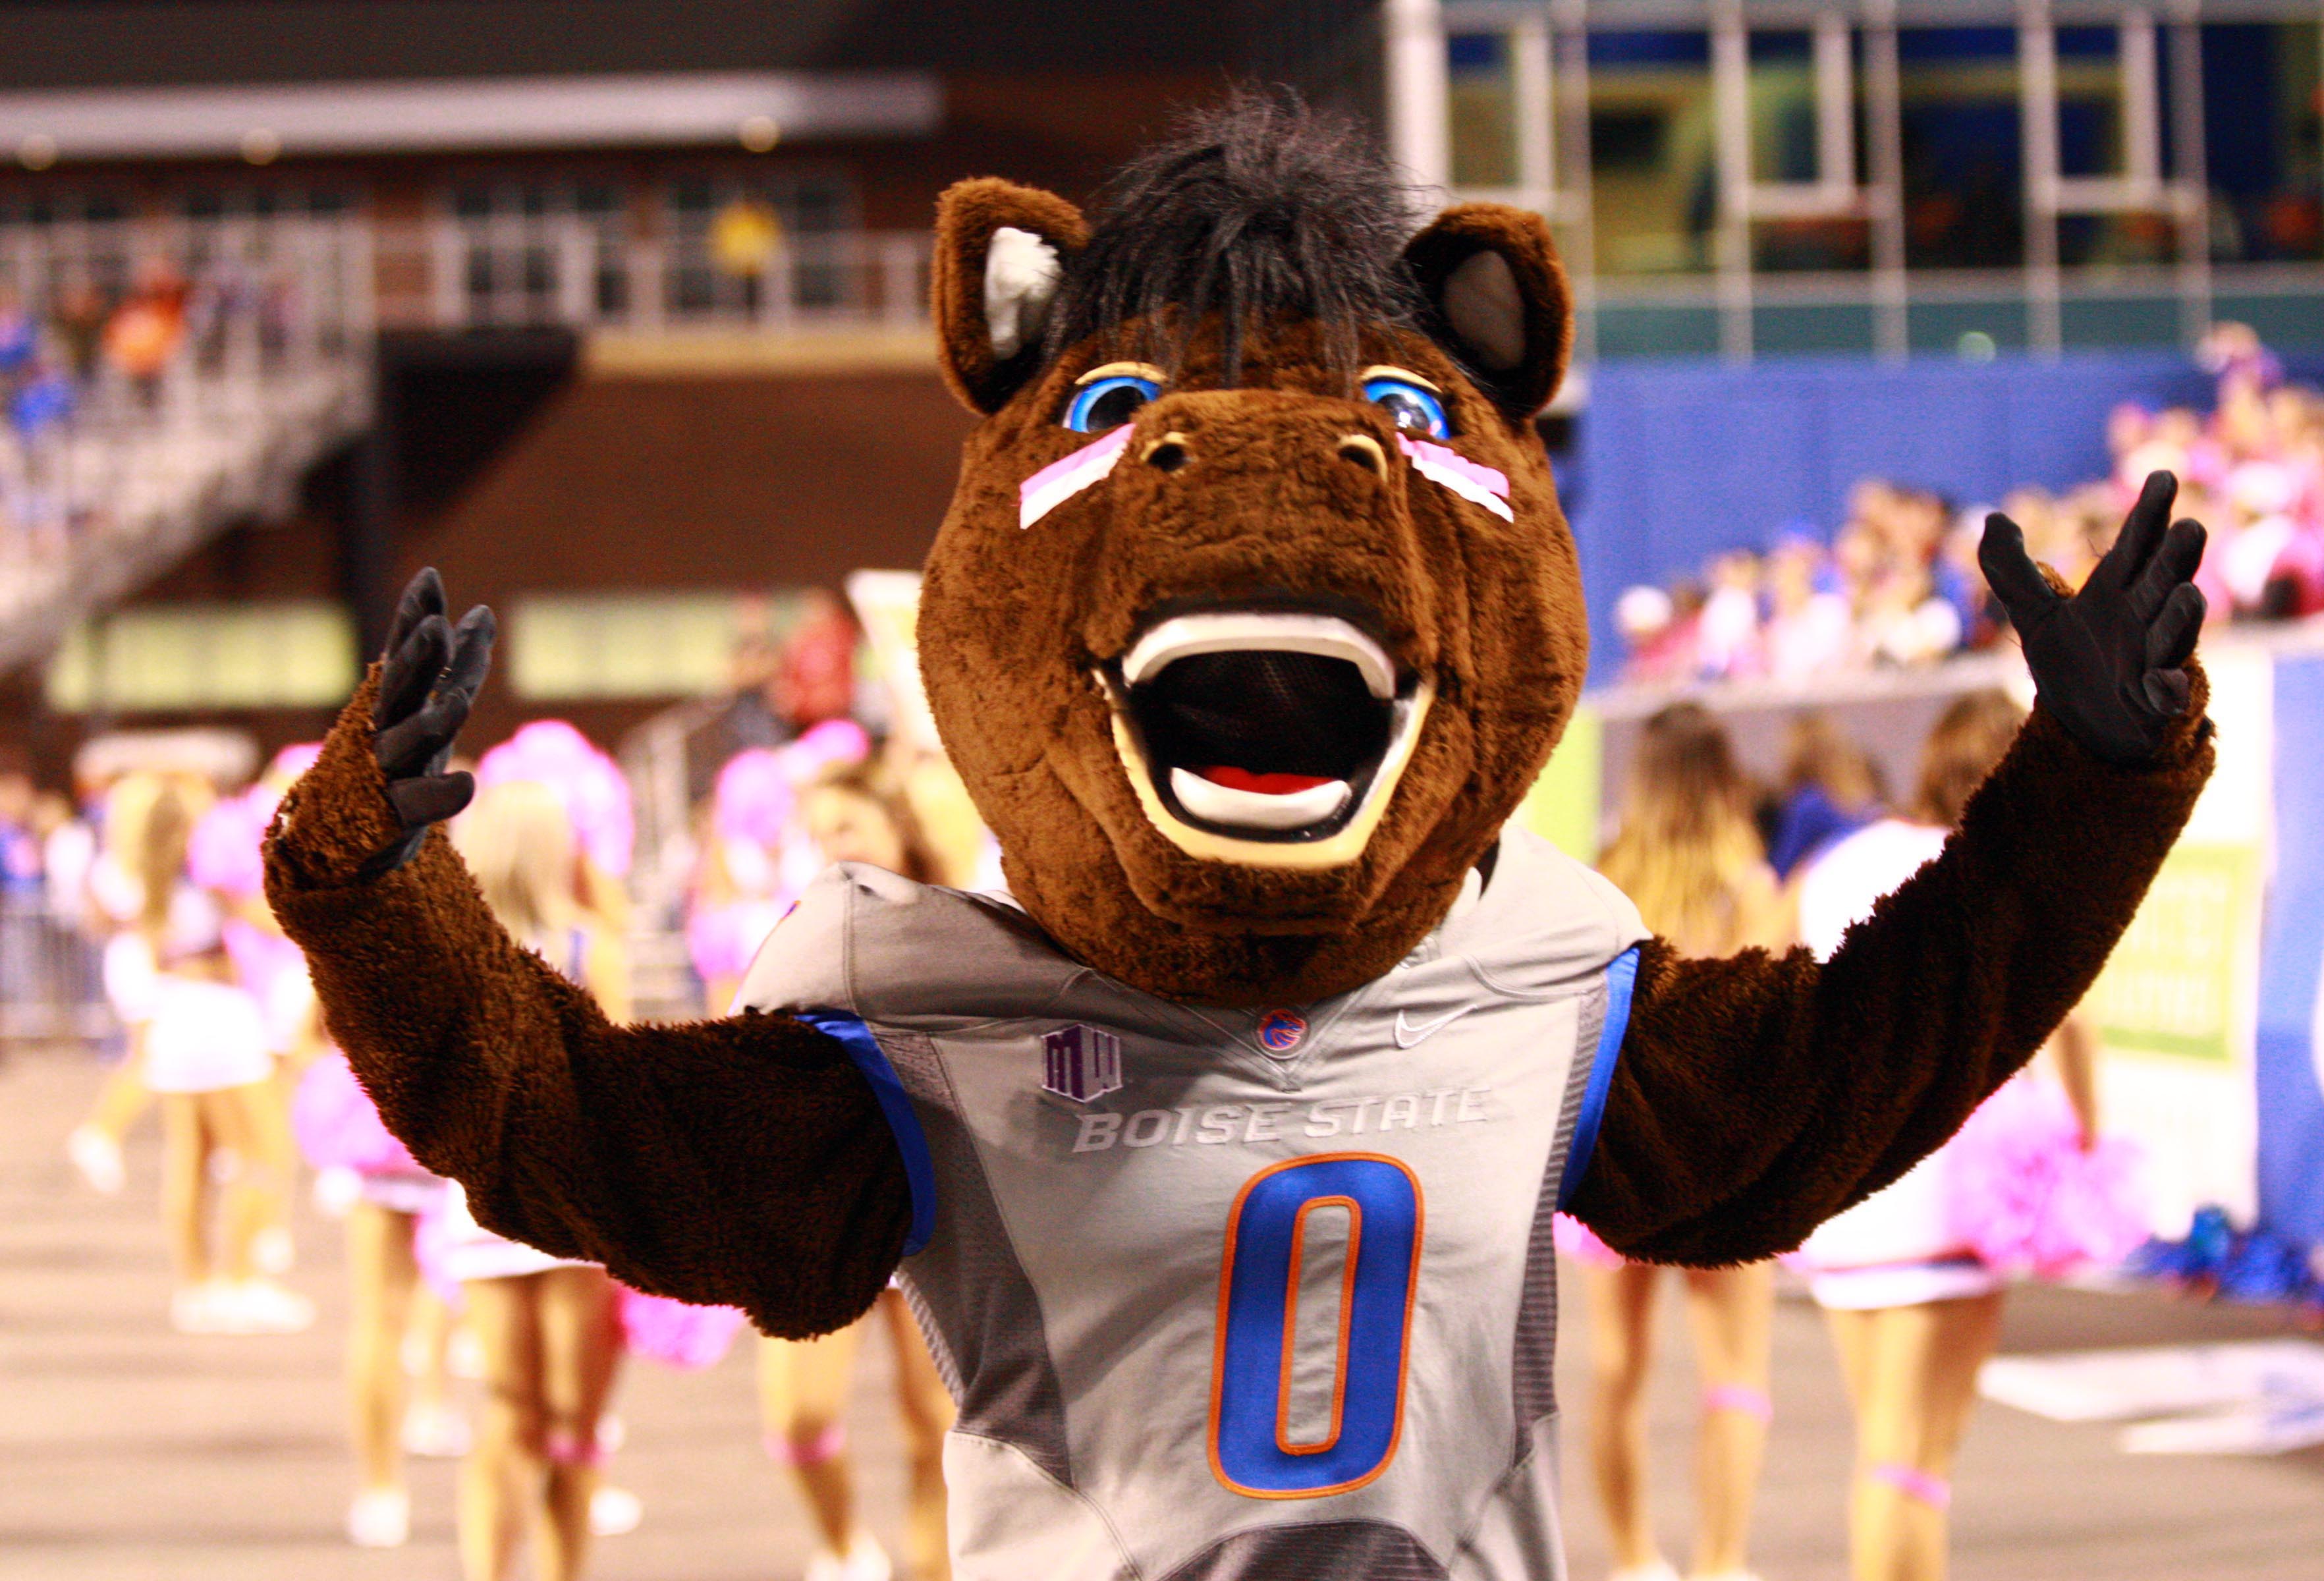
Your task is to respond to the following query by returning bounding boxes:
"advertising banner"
[2093,646,2271,1234]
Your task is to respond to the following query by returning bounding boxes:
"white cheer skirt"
[144,978,275,1094]
[428,1180,587,1285]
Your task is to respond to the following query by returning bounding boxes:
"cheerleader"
[1794,690,2144,1581]
[440,769,633,1581]
[757,760,955,1581]
[193,747,327,1277]
[110,778,311,1335]
[67,771,167,1196]
[296,1034,458,1546]
[687,719,872,1016]
[1566,704,1788,1581]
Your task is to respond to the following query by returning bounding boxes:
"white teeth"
[1121,613,1397,700]
[1169,768,1352,831]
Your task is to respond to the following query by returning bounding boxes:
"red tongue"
[1196,765,1333,796]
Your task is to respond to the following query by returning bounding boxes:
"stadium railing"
[0,893,112,1045]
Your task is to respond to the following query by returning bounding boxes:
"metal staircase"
[0,215,373,675]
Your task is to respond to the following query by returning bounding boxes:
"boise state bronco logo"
[1257,1010,1307,1054]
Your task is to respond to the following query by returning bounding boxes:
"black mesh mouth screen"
[1129,651,1391,783]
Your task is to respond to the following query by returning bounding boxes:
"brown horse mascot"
[267,99,2211,1579]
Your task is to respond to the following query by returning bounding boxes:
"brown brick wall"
[1,366,976,787]
[407,366,973,748]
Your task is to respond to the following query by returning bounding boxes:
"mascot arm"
[1568,668,2212,1267]
[265,671,912,1340]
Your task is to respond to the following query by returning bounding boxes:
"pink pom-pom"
[684,902,751,986]
[787,717,871,775]
[221,920,308,1047]
[291,1051,425,1177]
[1949,1077,2150,1279]
[684,895,792,987]
[190,743,325,902]
[476,721,635,878]
[265,740,323,787]
[709,723,868,855]
[617,1287,750,1370]
[186,787,271,898]
[713,748,795,849]
[1553,1211,1626,1271]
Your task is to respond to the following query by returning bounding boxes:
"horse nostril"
[1143,433,1190,473]
[1338,434,1386,476]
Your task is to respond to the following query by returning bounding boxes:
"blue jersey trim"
[1557,944,1639,1212]
[796,1008,937,1258]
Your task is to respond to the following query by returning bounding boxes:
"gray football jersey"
[738,829,1647,1580]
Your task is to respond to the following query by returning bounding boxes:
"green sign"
[2089,842,2258,1063]
[1518,703,1601,864]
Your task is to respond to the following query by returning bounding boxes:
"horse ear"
[1403,204,1573,424]
[931,178,1090,414]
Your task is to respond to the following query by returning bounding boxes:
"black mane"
[1043,90,1422,385]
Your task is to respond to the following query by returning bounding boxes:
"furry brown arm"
[265,674,912,1339]
[1570,670,2213,1265]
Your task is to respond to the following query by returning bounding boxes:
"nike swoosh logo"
[1394,1005,1474,1048]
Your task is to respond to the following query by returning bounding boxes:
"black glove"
[1979,470,2206,769]
[365,567,496,875]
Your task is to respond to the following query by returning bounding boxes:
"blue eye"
[1064,374,1161,433]
[1362,376,1451,439]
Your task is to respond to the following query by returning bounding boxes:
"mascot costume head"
[921,94,1585,1005]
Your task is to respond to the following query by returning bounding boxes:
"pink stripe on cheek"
[1396,435,1510,501]
[1018,425,1134,529]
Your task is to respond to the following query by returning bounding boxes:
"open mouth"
[1100,610,1433,868]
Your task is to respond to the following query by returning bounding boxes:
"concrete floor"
[3,1040,2321,1581]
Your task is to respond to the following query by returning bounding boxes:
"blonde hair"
[105,770,211,873]
[1779,712,1883,812]
[102,772,163,870]
[453,780,577,950]
[134,781,195,941]
[1599,703,1767,956]
[1911,690,2024,829]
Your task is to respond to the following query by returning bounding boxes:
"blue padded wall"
[2258,655,2324,1250]
[1569,349,2324,679]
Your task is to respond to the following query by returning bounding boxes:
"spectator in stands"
[2201,319,2283,404]
[1616,324,2319,684]
[101,264,189,406]
[1861,560,1962,669]
[1763,534,1856,680]
[50,282,107,383]
[1614,582,1703,686]
[1695,549,1767,680]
